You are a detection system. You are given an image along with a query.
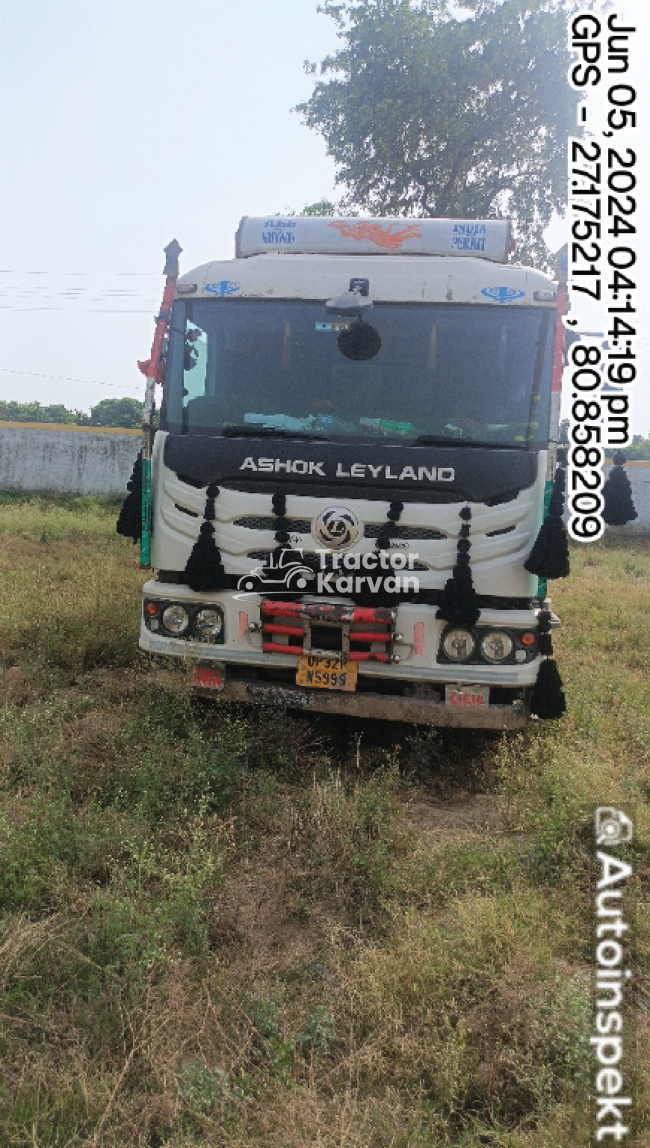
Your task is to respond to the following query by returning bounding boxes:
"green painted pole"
[138,240,182,569]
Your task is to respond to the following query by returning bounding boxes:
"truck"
[123,215,570,728]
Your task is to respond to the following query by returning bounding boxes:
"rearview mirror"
[325,290,374,318]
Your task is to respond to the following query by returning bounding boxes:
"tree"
[89,398,143,428]
[302,199,339,215]
[296,0,578,265]
[0,400,77,424]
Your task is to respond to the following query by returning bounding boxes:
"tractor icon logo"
[237,548,314,595]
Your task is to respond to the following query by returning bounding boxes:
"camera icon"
[595,807,634,846]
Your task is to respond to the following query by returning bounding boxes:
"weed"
[180,1062,246,1113]
[295,1005,336,1057]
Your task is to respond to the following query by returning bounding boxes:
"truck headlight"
[194,608,223,640]
[441,628,476,661]
[480,630,513,663]
[162,604,189,634]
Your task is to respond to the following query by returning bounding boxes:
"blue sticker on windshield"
[481,287,525,305]
[205,280,240,296]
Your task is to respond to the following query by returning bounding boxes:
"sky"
[1,0,648,435]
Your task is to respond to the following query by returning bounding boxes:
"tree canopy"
[0,397,143,428]
[87,398,143,428]
[296,0,578,265]
[0,401,77,425]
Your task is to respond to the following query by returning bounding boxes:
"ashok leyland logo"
[314,507,360,550]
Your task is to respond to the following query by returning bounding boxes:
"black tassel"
[273,490,291,548]
[375,500,403,552]
[529,608,566,719]
[524,453,570,580]
[436,505,480,626]
[538,632,554,656]
[272,492,287,517]
[265,491,292,572]
[116,452,143,542]
[529,659,567,719]
[436,565,481,626]
[183,483,226,591]
[369,500,403,601]
[602,451,638,526]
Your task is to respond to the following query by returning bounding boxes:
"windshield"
[162,299,555,448]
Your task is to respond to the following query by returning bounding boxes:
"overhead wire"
[0,367,143,390]
[0,272,161,312]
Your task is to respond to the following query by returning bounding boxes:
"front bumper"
[191,669,527,728]
[139,581,542,689]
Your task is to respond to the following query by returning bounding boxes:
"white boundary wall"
[0,423,140,496]
[1,422,649,527]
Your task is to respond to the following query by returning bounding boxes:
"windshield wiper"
[413,434,485,447]
[412,434,527,450]
[221,426,331,441]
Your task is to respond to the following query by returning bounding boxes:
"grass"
[0,493,648,1145]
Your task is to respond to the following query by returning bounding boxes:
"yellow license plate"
[296,654,358,692]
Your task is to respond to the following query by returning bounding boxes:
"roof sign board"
[236,216,512,263]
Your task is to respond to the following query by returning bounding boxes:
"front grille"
[486,525,516,537]
[175,504,199,518]
[259,599,395,663]
[234,516,312,533]
[364,524,446,540]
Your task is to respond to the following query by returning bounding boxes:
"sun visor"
[236,216,512,262]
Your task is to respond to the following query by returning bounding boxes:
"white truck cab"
[136,216,565,727]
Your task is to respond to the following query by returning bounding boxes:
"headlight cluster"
[144,600,224,643]
[439,626,536,665]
